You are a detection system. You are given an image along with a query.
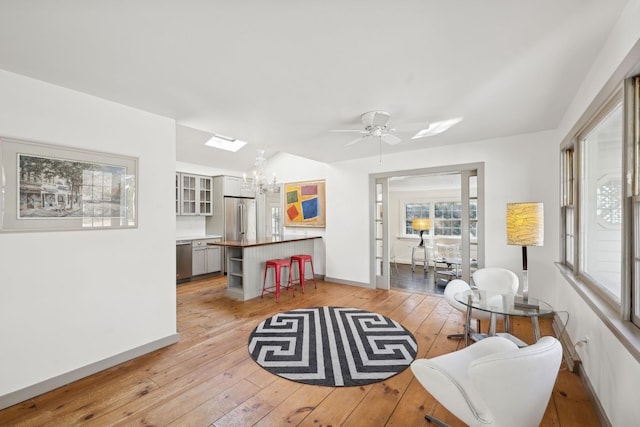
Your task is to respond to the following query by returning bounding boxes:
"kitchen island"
[208,235,322,300]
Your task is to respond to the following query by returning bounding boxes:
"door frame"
[369,162,485,290]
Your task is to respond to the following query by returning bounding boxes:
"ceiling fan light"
[361,110,391,127]
[411,117,463,139]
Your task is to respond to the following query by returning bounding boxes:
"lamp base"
[513,295,539,310]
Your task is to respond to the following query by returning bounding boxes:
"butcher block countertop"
[207,235,321,248]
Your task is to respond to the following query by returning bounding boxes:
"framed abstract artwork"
[284,180,325,227]
[0,137,138,232]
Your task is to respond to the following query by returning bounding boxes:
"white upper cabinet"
[176,172,213,216]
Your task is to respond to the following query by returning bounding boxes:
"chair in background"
[472,267,519,332]
[472,267,519,295]
[434,243,461,283]
[435,242,461,259]
[410,336,562,427]
[390,244,399,273]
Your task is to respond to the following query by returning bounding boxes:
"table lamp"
[412,218,431,247]
[507,202,544,309]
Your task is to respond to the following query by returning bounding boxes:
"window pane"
[469,199,477,220]
[405,203,430,234]
[565,207,574,266]
[579,104,623,299]
[469,176,477,198]
[433,202,462,236]
[634,200,640,322]
[562,149,574,206]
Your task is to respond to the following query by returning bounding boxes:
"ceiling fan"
[330,110,462,146]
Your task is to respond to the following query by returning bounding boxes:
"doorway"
[371,163,484,292]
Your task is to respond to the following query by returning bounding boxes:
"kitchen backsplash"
[176,216,206,237]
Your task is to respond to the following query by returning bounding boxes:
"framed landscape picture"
[284,180,326,228]
[0,137,138,232]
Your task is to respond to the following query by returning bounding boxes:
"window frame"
[577,92,624,306]
[561,77,639,330]
[402,201,431,236]
[630,76,640,326]
[401,198,470,239]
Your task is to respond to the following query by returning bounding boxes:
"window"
[434,202,460,236]
[561,76,640,328]
[579,101,623,301]
[403,200,477,238]
[404,203,430,235]
[633,77,640,326]
[561,148,575,267]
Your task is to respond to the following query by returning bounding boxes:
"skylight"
[204,134,247,152]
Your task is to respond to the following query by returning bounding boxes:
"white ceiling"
[0,1,630,171]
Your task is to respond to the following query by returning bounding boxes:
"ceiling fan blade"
[382,133,402,145]
[329,129,367,133]
[345,135,369,146]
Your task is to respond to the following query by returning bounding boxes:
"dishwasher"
[176,240,193,283]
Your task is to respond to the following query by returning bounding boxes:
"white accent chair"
[411,336,563,427]
[472,267,519,333]
[472,267,519,296]
[443,279,486,340]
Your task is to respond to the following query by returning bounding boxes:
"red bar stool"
[290,254,317,293]
[262,259,293,302]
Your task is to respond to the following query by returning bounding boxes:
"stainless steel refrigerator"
[224,196,256,241]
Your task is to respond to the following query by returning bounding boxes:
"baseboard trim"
[324,277,371,288]
[552,313,581,373]
[0,333,179,411]
[552,313,611,426]
[576,362,612,427]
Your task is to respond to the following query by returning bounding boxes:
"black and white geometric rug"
[248,306,418,387]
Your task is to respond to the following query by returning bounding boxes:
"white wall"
[556,273,640,426]
[176,160,242,178]
[552,0,640,424]
[266,152,330,275]
[325,131,560,299]
[0,70,177,404]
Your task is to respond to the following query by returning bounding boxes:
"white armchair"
[472,267,519,295]
[411,336,563,427]
[472,267,519,333]
[443,279,490,340]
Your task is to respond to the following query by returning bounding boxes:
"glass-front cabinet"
[175,173,180,214]
[176,172,212,216]
[198,176,212,215]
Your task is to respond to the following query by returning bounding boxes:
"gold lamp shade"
[507,202,543,307]
[412,218,431,231]
[506,202,544,247]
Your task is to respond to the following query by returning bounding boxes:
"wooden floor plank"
[342,369,414,427]
[252,383,333,426]
[166,379,261,427]
[0,276,602,426]
[551,367,601,426]
[385,378,438,427]
[122,358,263,427]
[297,385,370,427]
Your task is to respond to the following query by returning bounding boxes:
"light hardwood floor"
[0,275,600,426]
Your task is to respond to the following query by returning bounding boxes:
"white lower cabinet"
[192,239,221,276]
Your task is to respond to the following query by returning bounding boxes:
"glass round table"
[454,289,554,346]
